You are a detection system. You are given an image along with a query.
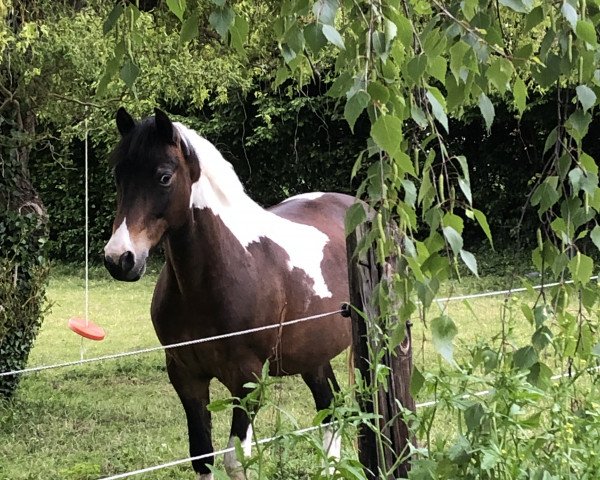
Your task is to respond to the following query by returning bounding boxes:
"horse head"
[103,107,200,281]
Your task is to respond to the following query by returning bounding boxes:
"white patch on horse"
[197,474,213,480]
[323,426,341,461]
[104,218,133,262]
[176,123,332,298]
[224,424,253,476]
[281,192,325,203]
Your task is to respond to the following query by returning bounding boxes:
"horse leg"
[223,401,253,480]
[167,362,214,480]
[302,362,342,464]
[222,362,264,480]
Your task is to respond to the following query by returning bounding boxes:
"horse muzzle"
[104,250,147,282]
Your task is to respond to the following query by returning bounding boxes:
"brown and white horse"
[103,108,353,479]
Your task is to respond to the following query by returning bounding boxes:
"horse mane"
[174,122,254,208]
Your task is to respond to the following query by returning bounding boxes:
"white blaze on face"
[104,218,134,262]
[224,424,253,476]
[176,124,333,299]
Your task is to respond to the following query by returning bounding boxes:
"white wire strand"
[98,422,332,480]
[4,275,596,378]
[433,275,598,304]
[84,115,89,327]
[0,309,343,378]
[414,364,600,409]
[79,113,90,362]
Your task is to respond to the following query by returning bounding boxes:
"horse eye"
[159,174,172,186]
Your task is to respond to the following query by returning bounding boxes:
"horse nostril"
[119,251,135,272]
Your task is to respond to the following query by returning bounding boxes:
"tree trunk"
[0,102,49,398]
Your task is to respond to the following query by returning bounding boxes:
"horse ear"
[116,107,136,137]
[154,108,175,144]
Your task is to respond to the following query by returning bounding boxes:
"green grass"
[0,261,555,479]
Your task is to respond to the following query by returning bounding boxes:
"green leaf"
[322,25,345,50]
[499,0,533,13]
[304,23,327,53]
[464,403,485,432]
[525,6,544,30]
[411,104,428,128]
[209,6,235,39]
[487,57,513,94]
[120,59,140,90]
[473,209,493,247]
[284,23,305,53]
[576,20,597,46]
[367,82,389,103]
[443,226,463,256]
[312,0,339,25]
[513,76,527,115]
[478,93,495,132]
[344,90,370,132]
[406,54,427,83]
[527,362,552,388]
[326,72,352,98]
[428,55,447,83]
[426,89,448,133]
[394,13,413,49]
[371,115,402,157]
[207,397,234,412]
[532,326,552,351]
[229,14,249,54]
[458,177,472,205]
[166,0,186,22]
[513,345,538,370]
[591,225,600,252]
[372,31,387,60]
[179,13,199,44]
[351,151,364,180]
[449,41,469,82]
[410,366,425,397]
[561,2,578,30]
[580,152,598,175]
[576,85,596,112]
[103,4,124,35]
[543,127,558,155]
[461,0,478,20]
[344,203,367,235]
[568,252,594,284]
[402,179,417,206]
[565,110,592,143]
[431,315,458,365]
[531,180,559,215]
[460,249,478,276]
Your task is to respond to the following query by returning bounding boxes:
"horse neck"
[163,202,260,297]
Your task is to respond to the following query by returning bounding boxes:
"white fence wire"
[4,275,594,378]
[0,309,343,378]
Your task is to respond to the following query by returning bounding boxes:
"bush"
[0,211,49,398]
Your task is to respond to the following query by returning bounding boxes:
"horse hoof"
[227,470,247,480]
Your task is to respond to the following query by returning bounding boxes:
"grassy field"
[0,261,541,480]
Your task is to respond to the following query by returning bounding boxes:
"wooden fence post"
[346,222,415,479]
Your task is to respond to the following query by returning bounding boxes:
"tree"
[106,0,600,476]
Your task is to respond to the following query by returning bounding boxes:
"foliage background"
[13,0,572,263]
